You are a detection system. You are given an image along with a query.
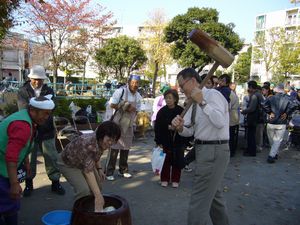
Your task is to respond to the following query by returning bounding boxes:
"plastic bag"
[69,101,81,117]
[151,146,166,175]
[86,105,92,115]
[103,99,114,121]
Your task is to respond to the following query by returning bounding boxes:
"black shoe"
[51,181,65,195]
[23,186,33,197]
[274,154,278,160]
[23,179,33,197]
[267,156,275,163]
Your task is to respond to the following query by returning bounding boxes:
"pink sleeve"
[5,121,32,163]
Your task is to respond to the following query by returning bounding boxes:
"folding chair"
[72,115,94,134]
[53,116,74,152]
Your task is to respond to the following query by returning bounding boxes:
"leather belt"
[195,140,229,145]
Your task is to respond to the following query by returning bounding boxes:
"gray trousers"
[57,154,102,201]
[256,123,264,151]
[105,149,129,176]
[29,138,61,181]
[188,143,230,225]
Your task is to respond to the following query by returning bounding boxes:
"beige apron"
[111,88,137,150]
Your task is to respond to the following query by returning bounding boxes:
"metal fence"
[0,81,116,99]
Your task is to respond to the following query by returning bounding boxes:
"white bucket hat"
[28,65,48,80]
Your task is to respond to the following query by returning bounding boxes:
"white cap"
[28,65,48,80]
[29,94,55,110]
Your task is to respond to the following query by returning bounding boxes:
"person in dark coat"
[17,65,65,197]
[154,89,186,188]
[241,80,259,157]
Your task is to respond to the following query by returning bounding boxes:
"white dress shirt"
[179,87,229,141]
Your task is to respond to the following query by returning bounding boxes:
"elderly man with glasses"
[172,68,230,225]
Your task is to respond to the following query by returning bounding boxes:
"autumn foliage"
[19,0,115,84]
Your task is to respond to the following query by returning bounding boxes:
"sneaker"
[123,173,132,178]
[172,182,179,188]
[161,181,168,187]
[184,165,192,172]
[267,156,275,164]
[106,176,115,181]
[51,181,65,195]
[118,172,132,178]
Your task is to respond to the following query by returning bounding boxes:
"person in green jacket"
[0,95,55,225]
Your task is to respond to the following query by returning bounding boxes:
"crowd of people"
[240,80,300,163]
[1,63,300,225]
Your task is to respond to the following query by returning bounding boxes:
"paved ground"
[19,131,300,225]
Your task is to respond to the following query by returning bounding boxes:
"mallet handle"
[180,61,220,118]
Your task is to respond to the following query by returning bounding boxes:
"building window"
[285,9,299,25]
[3,50,18,62]
[256,15,266,30]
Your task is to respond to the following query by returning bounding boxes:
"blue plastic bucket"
[42,210,72,225]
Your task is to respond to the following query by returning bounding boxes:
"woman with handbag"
[154,89,186,188]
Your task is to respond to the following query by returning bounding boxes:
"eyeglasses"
[178,78,191,90]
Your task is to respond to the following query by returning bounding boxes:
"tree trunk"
[152,61,159,98]
[52,66,58,92]
[81,62,86,94]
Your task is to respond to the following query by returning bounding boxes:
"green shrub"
[53,98,73,120]
[53,97,107,120]
[3,101,18,116]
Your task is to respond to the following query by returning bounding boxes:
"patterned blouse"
[61,133,103,173]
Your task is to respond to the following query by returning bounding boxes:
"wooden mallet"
[181,29,235,116]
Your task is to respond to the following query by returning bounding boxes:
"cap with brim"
[160,85,170,94]
[129,74,140,81]
[28,65,48,80]
[29,94,55,110]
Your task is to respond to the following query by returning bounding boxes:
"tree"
[0,1,45,41]
[0,0,20,41]
[140,9,172,97]
[272,29,300,81]
[233,46,252,84]
[252,27,284,81]
[164,7,243,72]
[19,0,114,85]
[95,35,147,82]
[60,28,91,88]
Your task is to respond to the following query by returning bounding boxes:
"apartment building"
[250,7,300,82]
[0,32,50,81]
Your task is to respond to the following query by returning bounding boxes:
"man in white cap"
[17,65,65,196]
[0,95,55,225]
